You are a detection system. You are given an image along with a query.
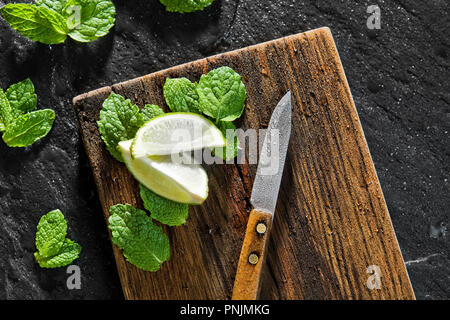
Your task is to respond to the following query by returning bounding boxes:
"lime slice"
[119,140,208,204]
[131,113,225,158]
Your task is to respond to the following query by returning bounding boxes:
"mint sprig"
[163,66,246,160]
[1,0,116,45]
[0,79,55,147]
[34,210,82,268]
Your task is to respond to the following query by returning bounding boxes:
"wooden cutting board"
[73,27,415,300]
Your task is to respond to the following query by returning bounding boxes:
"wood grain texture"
[73,27,415,300]
[232,209,273,300]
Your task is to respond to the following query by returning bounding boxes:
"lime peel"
[131,112,226,158]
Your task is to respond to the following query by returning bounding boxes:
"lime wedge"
[131,113,225,158]
[119,140,208,204]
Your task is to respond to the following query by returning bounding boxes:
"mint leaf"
[213,121,238,161]
[1,79,55,148]
[163,78,200,113]
[34,209,82,269]
[3,1,115,44]
[2,109,55,147]
[98,93,144,162]
[141,104,164,122]
[140,184,189,227]
[5,78,37,116]
[159,0,215,13]
[197,66,246,122]
[108,204,170,272]
[1,4,69,45]
[35,209,67,257]
[35,238,81,268]
[0,89,12,132]
[66,0,116,43]
[35,0,70,14]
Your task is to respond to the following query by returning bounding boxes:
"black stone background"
[0,0,448,300]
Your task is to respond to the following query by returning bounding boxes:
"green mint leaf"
[35,0,116,43]
[197,66,246,122]
[66,0,116,43]
[35,0,71,15]
[34,209,82,268]
[2,109,55,147]
[159,0,215,13]
[141,104,164,122]
[35,238,81,268]
[5,78,37,116]
[140,184,189,227]
[163,78,200,113]
[35,209,67,258]
[213,121,238,161]
[0,89,12,132]
[98,93,144,162]
[1,4,69,45]
[108,204,170,272]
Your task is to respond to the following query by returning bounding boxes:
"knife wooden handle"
[232,209,273,300]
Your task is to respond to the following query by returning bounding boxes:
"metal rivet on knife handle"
[248,253,259,265]
[256,222,267,235]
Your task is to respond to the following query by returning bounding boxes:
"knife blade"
[232,91,292,300]
[250,91,292,215]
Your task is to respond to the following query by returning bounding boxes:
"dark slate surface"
[0,0,448,300]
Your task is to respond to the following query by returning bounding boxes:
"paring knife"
[232,91,292,300]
